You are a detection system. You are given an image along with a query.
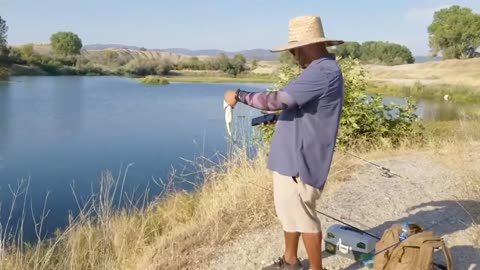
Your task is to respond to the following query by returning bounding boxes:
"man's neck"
[303,50,329,68]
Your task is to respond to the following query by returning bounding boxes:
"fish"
[223,100,233,138]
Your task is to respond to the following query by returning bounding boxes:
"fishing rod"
[247,113,409,180]
[341,150,409,179]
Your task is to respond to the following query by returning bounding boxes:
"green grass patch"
[137,75,170,85]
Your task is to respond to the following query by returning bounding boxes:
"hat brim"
[270,38,344,52]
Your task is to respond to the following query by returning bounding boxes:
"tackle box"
[324,224,377,261]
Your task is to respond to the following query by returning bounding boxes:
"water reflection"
[0,82,10,171]
[53,77,85,135]
[382,96,476,121]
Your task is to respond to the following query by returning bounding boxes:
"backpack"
[373,223,454,270]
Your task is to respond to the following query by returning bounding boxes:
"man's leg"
[295,178,324,270]
[284,231,301,265]
[302,232,323,270]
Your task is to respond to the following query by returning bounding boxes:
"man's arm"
[225,90,298,111]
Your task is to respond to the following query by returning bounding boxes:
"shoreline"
[368,81,480,104]
[6,66,276,84]
[162,75,274,83]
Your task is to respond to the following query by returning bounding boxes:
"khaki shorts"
[273,171,323,233]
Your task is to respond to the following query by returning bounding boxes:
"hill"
[366,57,480,87]
[84,44,277,60]
[83,44,143,50]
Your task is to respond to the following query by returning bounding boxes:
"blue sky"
[1,0,479,55]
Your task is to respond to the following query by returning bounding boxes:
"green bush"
[360,41,415,65]
[138,75,170,85]
[175,53,247,76]
[0,66,9,79]
[50,31,83,56]
[333,41,415,65]
[76,65,110,76]
[258,58,422,148]
[124,59,173,76]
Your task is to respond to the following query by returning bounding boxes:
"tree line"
[0,16,248,77]
[275,41,416,66]
[334,41,415,65]
[2,4,479,79]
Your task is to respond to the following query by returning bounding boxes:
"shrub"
[138,75,170,85]
[258,58,422,148]
[0,66,9,79]
[124,59,173,76]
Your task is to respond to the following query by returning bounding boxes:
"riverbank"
[137,75,274,84]
[164,75,274,83]
[5,64,276,84]
[368,82,480,104]
[0,120,478,270]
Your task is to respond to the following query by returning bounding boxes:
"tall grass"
[0,146,276,269]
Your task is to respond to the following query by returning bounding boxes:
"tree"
[360,41,414,65]
[50,32,83,56]
[216,52,231,71]
[19,43,35,60]
[334,41,361,59]
[251,59,259,69]
[428,5,480,59]
[277,51,296,65]
[0,16,8,65]
[230,53,246,76]
[0,16,7,48]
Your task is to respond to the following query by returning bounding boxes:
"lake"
[0,76,472,241]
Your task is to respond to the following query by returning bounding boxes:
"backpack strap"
[414,235,454,270]
[440,239,454,270]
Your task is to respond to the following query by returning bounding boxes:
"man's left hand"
[224,90,238,107]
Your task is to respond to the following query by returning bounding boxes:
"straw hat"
[271,15,344,52]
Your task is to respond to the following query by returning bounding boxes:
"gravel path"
[203,149,480,270]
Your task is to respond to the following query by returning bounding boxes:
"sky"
[1,0,479,56]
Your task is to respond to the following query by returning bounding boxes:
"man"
[224,15,344,270]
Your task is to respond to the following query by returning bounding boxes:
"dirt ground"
[203,144,480,270]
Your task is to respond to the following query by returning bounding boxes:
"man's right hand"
[224,90,238,107]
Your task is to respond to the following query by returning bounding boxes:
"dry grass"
[0,146,357,270]
[0,147,277,270]
[81,49,202,65]
[365,58,480,87]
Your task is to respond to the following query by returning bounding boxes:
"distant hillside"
[158,48,277,60]
[32,44,211,64]
[84,44,278,60]
[83,44,144,50]
[81,48,209,66]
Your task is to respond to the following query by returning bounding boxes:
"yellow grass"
[0,147,277,269]
[365,58,480,88]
